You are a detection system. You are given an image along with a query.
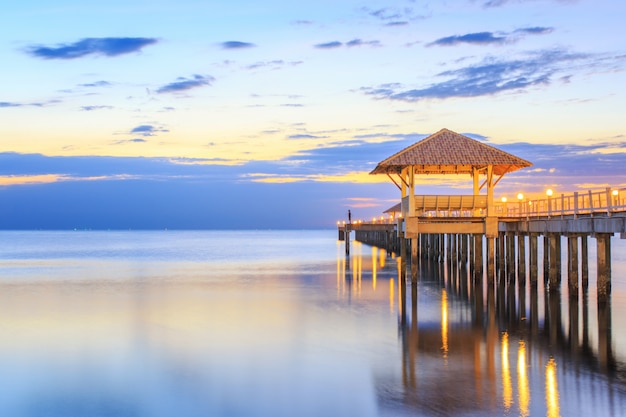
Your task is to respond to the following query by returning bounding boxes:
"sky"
[1,0,625,229]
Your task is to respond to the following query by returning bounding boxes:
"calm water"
[0,230,625,416]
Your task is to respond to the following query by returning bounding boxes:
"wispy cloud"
[156,74,214,94]
[78,81,112,88]
[221,41,256,49]
[129,124,168,137]
[428,32,507,46]
[314,41,343,49]
[113,138,148,145]
[482,0,577,8]
[361,49,599,101]
[81,105,113,111]
[315,39,380,49]
[515,26,554,35]
[362,6,430,26]
[346,39,381,47]
[428,27,553,47]
[27,37,158,60]
[1,99,61,108]
[244,60,303,71]
[287,134,328,140]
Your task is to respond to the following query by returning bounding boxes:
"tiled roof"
[383,202,401,213]
[370,128,532,176]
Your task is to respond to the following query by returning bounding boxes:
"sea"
[0,230,625,417]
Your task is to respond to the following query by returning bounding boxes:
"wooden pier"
[340,129,626,302]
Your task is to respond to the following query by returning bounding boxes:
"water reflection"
[392,253,626,416]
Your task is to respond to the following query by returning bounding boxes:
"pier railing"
[496,187,626,218]
[396,188,626,219]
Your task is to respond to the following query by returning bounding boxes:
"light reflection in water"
[518,340,530,417]
[546,357,560,417]
[502,332,513,412]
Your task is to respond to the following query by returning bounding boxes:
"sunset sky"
[1,0,625,229]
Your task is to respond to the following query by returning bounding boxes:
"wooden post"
[529,234,538,285]
[567,235,579,295]
[506,233,516,284]
[543,234,550,286]
[581,235,589,290]
[596,233,612,301]
[474,234,483,282]
[518,234,526,285]
[345,225,350,255]
[549,234,559,291]
[487,237,495,285]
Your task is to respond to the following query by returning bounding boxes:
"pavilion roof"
[370,128,532,176]
[383,203,401,214]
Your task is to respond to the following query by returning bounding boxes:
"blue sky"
[1,0,625,229]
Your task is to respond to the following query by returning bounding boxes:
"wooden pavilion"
[370,128,532,238]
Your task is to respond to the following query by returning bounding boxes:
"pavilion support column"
[487,237,495,285]
[486,165,494,217]
[408,168,415,217]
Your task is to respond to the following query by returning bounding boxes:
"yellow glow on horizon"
[0,174,139,186]
[0,174,63,186]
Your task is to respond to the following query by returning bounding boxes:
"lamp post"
[612,189,619,208]
[517,193,524,216]
[501,196,508,216]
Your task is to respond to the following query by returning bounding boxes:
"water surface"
[0,230,625,416]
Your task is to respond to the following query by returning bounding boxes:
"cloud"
[314,41,343,49]
[428,32,507,46]
[81,105,113,111]
[515,26,554,35]
[221,41,256,49]
[129,124,168,137]
[315,39,381,49]
[428,27,553,47]
[78,81,112,88]
[1,99,61,108]
[287,134,328,140]
[113,138,148,145]
[362,6,429,25]
[361,49,594,101]
[156,74,214,94]
[245,60,303,71]
[482,0,577,8]
[27,37,158,60]
[346,39,381,47]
